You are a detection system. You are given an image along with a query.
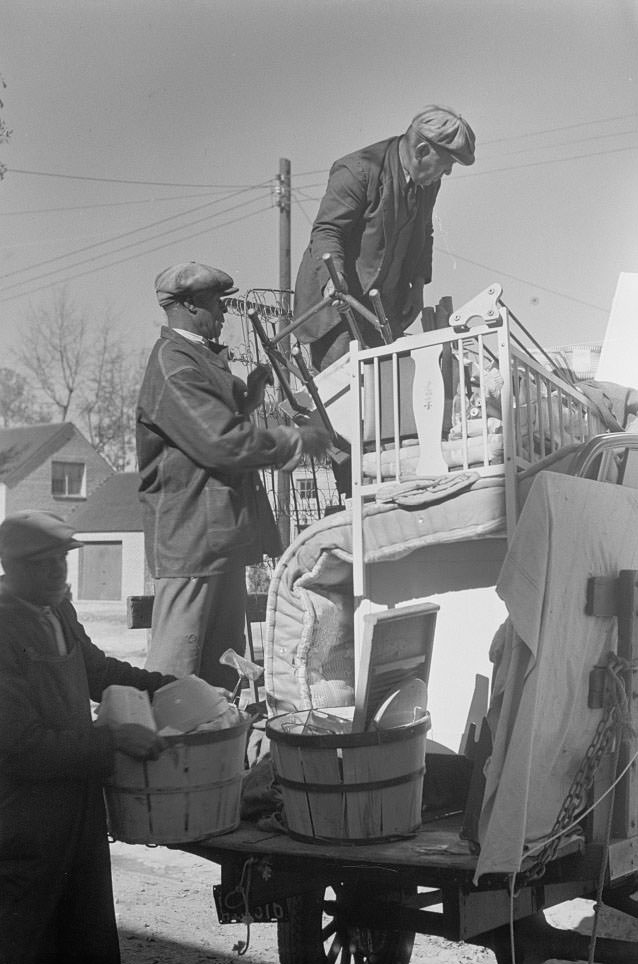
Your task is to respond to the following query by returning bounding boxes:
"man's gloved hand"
[244,363,275,412]
[297,424,331,460]
[111,723,167,761]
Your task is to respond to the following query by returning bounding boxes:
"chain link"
[520,652,632,883]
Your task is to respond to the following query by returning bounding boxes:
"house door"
[78,542,122,601]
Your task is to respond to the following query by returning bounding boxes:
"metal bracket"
[448,283,504,331]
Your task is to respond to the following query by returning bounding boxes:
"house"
[66,472,147,605]
[0,422,113,522]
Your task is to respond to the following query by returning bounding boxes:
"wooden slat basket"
[266,711,428,844]
[104,719,250,845]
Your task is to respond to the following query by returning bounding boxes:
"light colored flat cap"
[154,262,239,307]
[0,510,83,561]
[411,105,476,165]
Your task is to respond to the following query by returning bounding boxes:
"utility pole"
[276,158,292,547]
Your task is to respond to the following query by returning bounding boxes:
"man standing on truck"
[0,509,174,964]
[136,261,329,690]
[293,105,476,371]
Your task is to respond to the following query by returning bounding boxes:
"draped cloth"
[475,472,638,882]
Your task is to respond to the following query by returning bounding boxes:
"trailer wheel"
[277,882,416,964]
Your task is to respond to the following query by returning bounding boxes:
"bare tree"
[0,368,45,427]
[80,326,145,471]
[14,288,87,421]
[12,288,144,469]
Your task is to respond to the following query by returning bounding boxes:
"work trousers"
[146,564,247,690]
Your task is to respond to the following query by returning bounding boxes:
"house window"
[51,460,86,498]
[297,477,316,501]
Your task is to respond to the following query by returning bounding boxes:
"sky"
[1,0,637,366]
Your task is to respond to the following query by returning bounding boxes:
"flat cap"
[154,262,239,308]
[411,105,476,166]
[0,510,83,561]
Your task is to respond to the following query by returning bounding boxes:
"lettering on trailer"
[213,885,288,924]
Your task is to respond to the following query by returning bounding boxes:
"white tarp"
[597,272,638,386]
[475,471,638,881]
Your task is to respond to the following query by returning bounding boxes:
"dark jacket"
[0,588,173,964]
[293,136,441,342]
[136,328,301,577]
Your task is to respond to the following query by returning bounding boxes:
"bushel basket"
[266,711,428,844]
[104,719,250,845]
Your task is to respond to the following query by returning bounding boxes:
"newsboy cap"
[410,105,476,166]
[154,262,239,308]
[0,510,83,561]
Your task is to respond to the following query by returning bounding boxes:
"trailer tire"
[277,882,416,964]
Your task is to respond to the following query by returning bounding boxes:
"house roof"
[0,423,76,486]
[69,472,143,533]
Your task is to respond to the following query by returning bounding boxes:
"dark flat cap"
[0,510,83,561]
[154,262,239,307]
[411,105,476,165]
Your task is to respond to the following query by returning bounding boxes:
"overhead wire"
[291,142,638,194]
[4,168,266,189]
[452,142,637,178]
[0,191,247,216]
[2,114,633,306]
[480,127,637,156]
[3,113,634,192]
[290,113,638,177]
[478,112,637,147]
[0,203,273,303]
[0,187,273,288]
[434,248,608,312]
[291,190,314,227]
[296,130,638,190]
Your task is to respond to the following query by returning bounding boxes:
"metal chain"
[521,653,632,883]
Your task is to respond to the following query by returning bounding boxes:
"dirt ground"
[79,605,638,964]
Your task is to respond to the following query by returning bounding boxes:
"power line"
[480,128,637,158]
[436,247,607,312]
[0,202,610,318]
[454,142,637,178]
[6,114,634,191]
[0,194,272,293]
[4,168,268,189]
[293,142,637,191]
[291,190,314,227]
[0,191,240,216]
[0,204,274,304]
[288,181,327,192]
[292,168,329,178]
[479,112,637,147]
[0,193,272,293]
[0,185,272,284]
[291,114,637,176]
